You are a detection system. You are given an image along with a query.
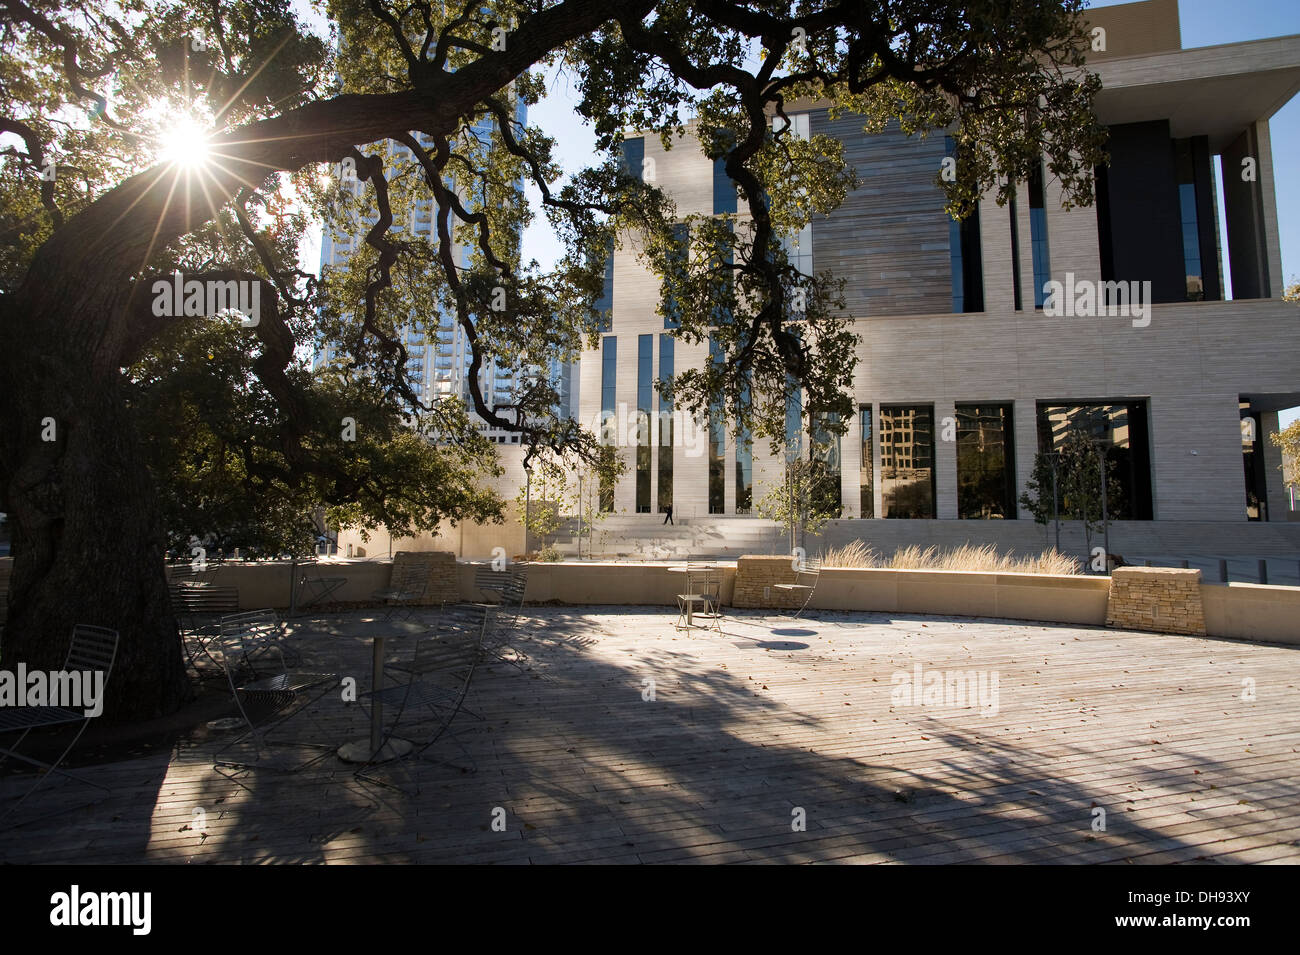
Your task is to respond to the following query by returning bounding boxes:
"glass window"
[880,405,936,519]
[860,405,874,518]
[810,413,842,517]
[956,404,1016,519]
[593,237,614,332]
[777,115,812,277]
[708,339,726,514]
[945,137,984,314]
[664,223,688,329]
[599,337,616,512]
[1035,402,1153,520]
[621,137,644,181]
[657,335,674,512]
[636,335,652,513]
[713,156,737,215]
[1175,139,1205,301]
[1009,200,1023,311]
[1028,162,1051,308]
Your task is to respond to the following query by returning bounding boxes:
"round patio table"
[337,630,416,763]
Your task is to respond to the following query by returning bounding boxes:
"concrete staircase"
[546,516,1300,564]
[548,516,785,559]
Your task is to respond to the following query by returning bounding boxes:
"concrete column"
[978,195,1015,314]
[935,399,958,518]
[724,429,737,514]
[1255,120,1285,298]
[1045,173,1102,288]
[841,409,863,518]
[676,410,707,520]
[1013,184,1037,308]
[1014,397,1041,514]
[1262,411,1288,522]
[1222,126,1272,299]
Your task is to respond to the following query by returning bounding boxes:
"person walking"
[663,502,673,525]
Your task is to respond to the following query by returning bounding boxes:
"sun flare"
[158,117,212,169]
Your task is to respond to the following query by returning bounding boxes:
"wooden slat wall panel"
[810,110,952,318]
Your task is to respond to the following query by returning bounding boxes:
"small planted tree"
[1269,418,1300,498]
[519,445,625,559]
[759,425,843,556]
[1020,426,1123,570]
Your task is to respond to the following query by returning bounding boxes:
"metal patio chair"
[212,610,338,777]
[291,557,347,614]
[773,557,822,618]
[676,562,722,632]
[170,580,241,677]
[0,625,118,829]
[480,568,530,668]
[353,604,494,790]
[473,565,512,602]
[371,554,432,621]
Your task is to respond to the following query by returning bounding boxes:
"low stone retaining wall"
[5,551,1290,646]
[1105,566,1207,636]
[389,550,458,606]
[1201,582,1300,645]
[731,556,808,610]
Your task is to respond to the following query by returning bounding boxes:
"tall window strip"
[860,404,874,518]
[599,337,616,512]
[1028,162,1052,308]
[621,136,645,181]
[708,338,726,514]
[811,413,843,517]
[949,212,966,313]
[785,376,802,462]
[1009,200,1024,311]
[880,405,936,519]
[635,335,653,513]
[657,335,674,512]
[710,223,735,328]
[664,223,688,329]
[713,157,738,215]
[775,113,813,276]
[736,383,752,514]
[593,236,614,332]
[944,136,984,314]
[1174,139,1205,301]
[955,404,1017,519]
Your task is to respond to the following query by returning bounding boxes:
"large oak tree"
[0,0,1106,719]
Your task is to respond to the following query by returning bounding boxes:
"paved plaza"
[1,606,1297,864]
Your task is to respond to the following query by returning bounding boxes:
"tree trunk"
[1,301,189,721]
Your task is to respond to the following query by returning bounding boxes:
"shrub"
[822,541,1081,575]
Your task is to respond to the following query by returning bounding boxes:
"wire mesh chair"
[473,565,512,602]
[0,624,118,829]
[212,610,338,778]
[170,580,241,678]
[353,604,494,791]
[371,554,432,621]
[292,557,347,614]
[481,568,529,668]
[676,562,722,632]
[773,557,821,618]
